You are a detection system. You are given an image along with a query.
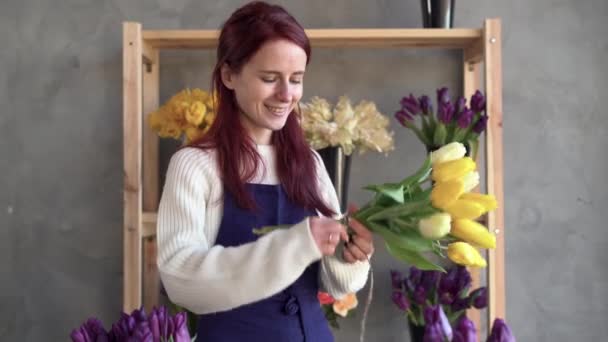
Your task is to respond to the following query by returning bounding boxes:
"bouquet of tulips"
[254,141,497,271]
[349,141,497,271]
[70,306,195,342]
[412,306,515,342]
[390,266,487,327]
[395,87,487,159]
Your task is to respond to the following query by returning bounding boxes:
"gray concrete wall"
[1,0,606,341]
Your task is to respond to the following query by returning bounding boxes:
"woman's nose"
[275,81,292,102]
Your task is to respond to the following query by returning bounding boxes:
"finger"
[347,218,373,240]
[337,225,349,243]
[352,235,374,255]
[343,248,357,264]
[347,203,359,215]
[347,242,368,261]
[324,244,337,256]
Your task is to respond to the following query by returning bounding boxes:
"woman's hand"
[343,205,374,263]
[309,217,348,256]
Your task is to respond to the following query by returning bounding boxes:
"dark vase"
[420,0,455,28]
[408,320,426,342]
[316,146,352,213]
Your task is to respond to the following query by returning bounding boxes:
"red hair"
[189,1,335,216]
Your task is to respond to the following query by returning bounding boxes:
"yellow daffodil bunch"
[147,88,216,144]
[300,96,395,156]
[350,141,497,271]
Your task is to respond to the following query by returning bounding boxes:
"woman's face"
[222,39,307,145]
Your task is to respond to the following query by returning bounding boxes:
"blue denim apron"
[196,183,334,342]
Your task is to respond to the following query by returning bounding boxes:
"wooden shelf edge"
[142,212,157,238]
[142,28,483,49]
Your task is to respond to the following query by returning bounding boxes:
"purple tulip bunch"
[390,266,487,327]
[70,306,194,342]
[394,87,487,158]
[391,266,515,341]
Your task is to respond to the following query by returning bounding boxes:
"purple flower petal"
[470,90,486,113]
[391,291,410,311]
[395,110,414,126]
[401,94,421,116]
[419,95,433,115]
[487,318,516,342]
[390,270,404,290]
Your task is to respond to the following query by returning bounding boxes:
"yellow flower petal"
[432,157,476,183]
[451,219,496,249]
[447,242,487,267]
[431,179,464,209]
[444,199,486,220]
[460,193,498,211]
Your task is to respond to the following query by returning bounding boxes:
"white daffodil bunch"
[300,96,395,156]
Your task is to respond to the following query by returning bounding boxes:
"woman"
[157,2,373,341]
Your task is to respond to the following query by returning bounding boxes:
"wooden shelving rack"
[123,19,504,331]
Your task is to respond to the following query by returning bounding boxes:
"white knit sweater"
[157,145,370,314]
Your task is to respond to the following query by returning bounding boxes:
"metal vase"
[420,0,455,28]
[316,146,352,213]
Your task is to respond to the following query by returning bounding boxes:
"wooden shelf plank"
[142,212,157,238]
[123,22,143,312]
[142,28,483,49]
[484,18,506,323]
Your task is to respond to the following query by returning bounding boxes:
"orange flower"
[317,292,335,305]
[332,293,358,317]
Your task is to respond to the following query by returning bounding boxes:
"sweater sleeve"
[157,149,323,314]
[312,150,371,300]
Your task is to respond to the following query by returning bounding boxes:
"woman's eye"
[261,77,276,83]
[290,79,302,84]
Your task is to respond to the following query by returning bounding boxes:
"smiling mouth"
[265,105,290,115]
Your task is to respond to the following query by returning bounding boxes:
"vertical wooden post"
[484,18,505,324]
[123,22,143,312]
[142,42,160,312]
[463,46,483,331]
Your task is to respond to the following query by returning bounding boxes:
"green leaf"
[398,157,432,189]
[367,221,433,252]
[363,183,405,203]
[384,241,446,272]
[366,199,430,221]
[433,122,447,147]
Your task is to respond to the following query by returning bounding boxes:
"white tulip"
[418,213,452,239]
[430,142,466,165]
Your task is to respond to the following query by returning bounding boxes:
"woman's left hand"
[342,205,374,264]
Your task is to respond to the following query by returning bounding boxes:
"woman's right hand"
[309,217,349,256]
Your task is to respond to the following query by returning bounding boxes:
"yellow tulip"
[430,142,466,165]
[460,193,498,211]
[444,199,486,220]
[451,219,496,249]
[418,213,452,239]
[431,179,464,209]
[432,157,476,183]
[447,242,487,267]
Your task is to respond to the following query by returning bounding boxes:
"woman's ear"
[221,64,235,90]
